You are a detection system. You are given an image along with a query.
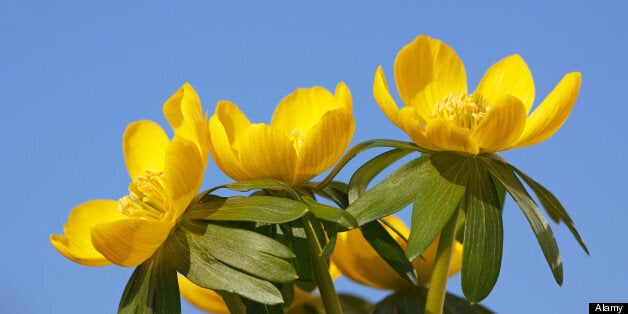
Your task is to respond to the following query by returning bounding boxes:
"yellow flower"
[50,83,208,267]
[331,216,462,290]
[374,35,582,154]
[179,264,341,313]
[208,83,354,186]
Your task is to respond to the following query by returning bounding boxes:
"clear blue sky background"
[1,1,626,313]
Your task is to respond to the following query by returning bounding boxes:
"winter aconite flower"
[374,35,581,154]
[208,83,354,186]
[50,84,208,267]
[331,216,462,290]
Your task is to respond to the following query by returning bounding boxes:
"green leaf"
[185,195,308,224]
[118,248,180,314]
[513,167,589,255]
[346,155,430,225]
[240,298,284,314]
[225,178,301,199]
[461,158,503,303]
[316,139,425,190]
[371,286,493,314]
[166,221,294,305]
[361,220,418,286]
[484,157,563,286]
[185,220,296,282]
[406,153,468,259]
[371,287,427,314]
[302,196,358,229]
[443,292,494,314]
[348,149,413,203]
[277,222,316,291]
[307,181,350,209]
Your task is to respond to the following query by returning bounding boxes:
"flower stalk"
[425,206,460,314]
[302,214,343,313]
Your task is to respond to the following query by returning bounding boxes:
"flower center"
[433,93,491,130]
[290,129,306,152]
[118,170,171,221]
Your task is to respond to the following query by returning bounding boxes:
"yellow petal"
[425,119,478,154]
[165,135,204,220]
[331,216,410,290]
[470,95,527,153]
[334,82,352,111]
[394,35,467,121]
[293,108,354,185]
[397,106,436,151]
[511,72,582,149]
[373,66,405,129]
[50,200,125,266]
[178,275,229,314]
[163,83,210,156]
[207,101,250,181]
[271,84,349,135]
[91,218,174,267]
[412,235,464,286]
[475,55,535,113]
[232,124,298,184]
[123,120,169,180]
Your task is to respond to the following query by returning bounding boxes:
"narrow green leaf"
[119,249,180,314]
[513,166,589,255]
[346,155,430,225]
[406,153,468,259]
[307,181,350,209]
[185,195,308,223]
[277,222,316,291]
[461,158,503,303]
[320,222,338,259]
[316,139,426,190]
[302,196,358,229]
[348,148,413,203]
[361,220,418,286]
[166,223,290,305]
[225,178,301,199]
[484,157,563,285]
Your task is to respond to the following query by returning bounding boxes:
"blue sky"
[1,1,626,313]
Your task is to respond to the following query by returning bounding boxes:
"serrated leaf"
[461,158,503,303]
[346,155,430,225]
[185,195,308,223]
[484,157,563,286]
[302,196,358,229]
[348,149,413,204]
[118,248,180,314]
[513,166,589,255]
[166,222,290,305]
[361,220,418,286]
[406,153,468,259]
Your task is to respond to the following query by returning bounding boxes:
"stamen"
[432,92,491,130]
[118,170,171,220]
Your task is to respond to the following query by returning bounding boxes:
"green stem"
[424,207,460,314]
[218,291,246,314]
[302,214,343,314]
